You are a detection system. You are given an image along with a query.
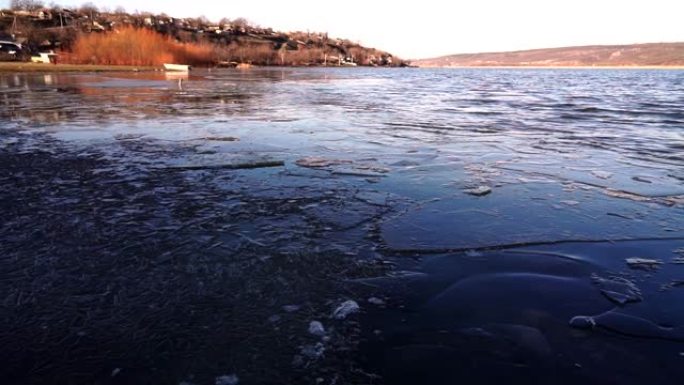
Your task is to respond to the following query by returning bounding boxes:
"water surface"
[1,68,683,385]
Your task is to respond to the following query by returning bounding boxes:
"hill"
[414,43,684,67]
[0,6,405,67]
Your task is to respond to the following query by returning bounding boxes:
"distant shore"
[412,42,684,68]
[0,63,160,73]
[416,65,684,69]
[3,62,683,73]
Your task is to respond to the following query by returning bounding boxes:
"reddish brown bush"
[62,27,216,66]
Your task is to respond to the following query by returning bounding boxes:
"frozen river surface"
[1,68,683,384]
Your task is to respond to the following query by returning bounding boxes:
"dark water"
[1,68,683,385]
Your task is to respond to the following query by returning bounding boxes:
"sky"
[3,0,684,59]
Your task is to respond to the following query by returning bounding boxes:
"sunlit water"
[1,68,683,385]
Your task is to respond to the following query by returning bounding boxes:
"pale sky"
[3,0,684,59]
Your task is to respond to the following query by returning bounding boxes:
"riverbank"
[0,62,160,73]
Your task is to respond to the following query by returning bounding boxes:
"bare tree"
[79,2,98,15]
[232,17,250,29]
[197,15,210,26]
[218,17,231,28]
[79,1,97,27]
[10,0,45,11]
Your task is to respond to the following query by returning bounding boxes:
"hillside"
[0,6,405,66]
[414,43,684,67]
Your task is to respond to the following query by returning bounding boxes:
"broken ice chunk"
[215,374,239,385]
[301,342,325,360]
[282,305,301,313]
[308,321,326,337]
[591,274,642,305]
[569,315,596,329]
[591,170,614,180]
[295,157,350,168]
[367,297,386,306]
[626,258,663,270]
[464,186,492,196]
[332,300,360,319]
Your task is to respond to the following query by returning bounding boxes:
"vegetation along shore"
[1,1,408,67]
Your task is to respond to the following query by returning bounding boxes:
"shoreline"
[4,62,683,73]
[0,62,161,73]
[0,62,404,73]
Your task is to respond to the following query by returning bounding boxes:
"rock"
[308,321,326,337]
[332,300,360,319]
[367,297,385,306]
[215,374,239,385]
[464,186,492,196]
[625,258,663,270]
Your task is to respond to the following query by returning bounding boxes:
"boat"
[163,63,191,72]
[30,51,57,64]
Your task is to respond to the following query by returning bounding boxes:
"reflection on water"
[1,68,683,385]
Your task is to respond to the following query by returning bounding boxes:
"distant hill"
[414,43,684,67]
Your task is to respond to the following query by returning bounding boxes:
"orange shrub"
[62,27,216,66]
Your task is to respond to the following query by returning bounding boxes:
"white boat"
[163,63,191,72]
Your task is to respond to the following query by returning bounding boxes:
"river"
[1,68,683,385]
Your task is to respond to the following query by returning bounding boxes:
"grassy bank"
[0,62,160,73]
